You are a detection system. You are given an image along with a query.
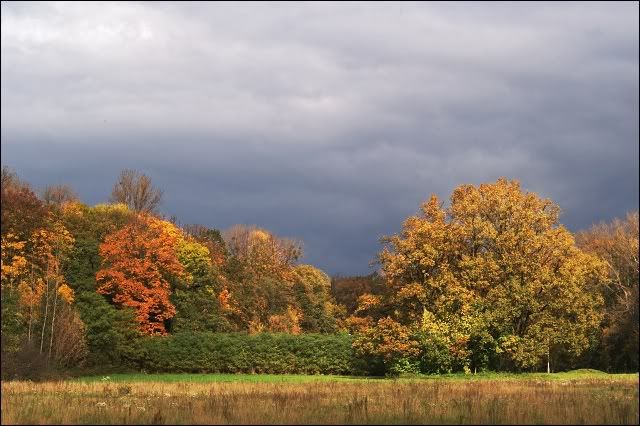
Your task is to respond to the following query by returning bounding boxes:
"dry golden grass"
[1,377,638,424]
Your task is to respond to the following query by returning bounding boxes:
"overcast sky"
[1,1,638,275]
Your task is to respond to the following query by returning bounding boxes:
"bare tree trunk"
[48,274,59,362]
[40,263,50,354]
[547,336,551,374]
[28,264,34,343]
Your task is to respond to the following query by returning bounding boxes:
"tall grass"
[71,370,639,384]
[2,374,638,424]
[73,373,371,384]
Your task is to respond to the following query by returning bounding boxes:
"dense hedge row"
[125,332,367,375]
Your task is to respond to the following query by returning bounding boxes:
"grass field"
[2,370,638,424]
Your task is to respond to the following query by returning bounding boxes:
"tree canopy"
[1,168,637,377]
[352,178,608,373]
[109,169,163,213]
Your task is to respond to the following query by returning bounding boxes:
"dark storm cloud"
[1,1,638,275]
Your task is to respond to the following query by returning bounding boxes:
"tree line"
[1,167,637,378]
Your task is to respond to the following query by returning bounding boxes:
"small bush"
[387,357,421,377]
[1,341,64,381]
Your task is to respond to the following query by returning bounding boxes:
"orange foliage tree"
[96,215,185,335]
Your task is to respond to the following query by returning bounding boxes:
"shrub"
[388,357,421,377]
[125,332,363,375]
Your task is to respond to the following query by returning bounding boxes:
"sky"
[1,1,638,276]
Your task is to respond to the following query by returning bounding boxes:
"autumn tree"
[1,178,49,244]
[1,165,31,193]
[41,184,79,206]
[267,306,303,334]
[170,236,228,332]
[352,317,421,375]
[96,215,185,335]
[1,234,29,361]
[183,224,227,267]
[292,265,344,333]
[331,273,387,315]
[29,222,76,361]
[52,201,143,365]
[24,224,87,367]
[1,170,87,375]
[221,225,303,331]
[1,178,49,359]
[218,226,342,334]
[6,216,80,366]
[60,202,134,292]
[355,178,606,373]
[576,211,639,371]
[49,302,88,367]
[223,225,302,277]
[109,169,163,213]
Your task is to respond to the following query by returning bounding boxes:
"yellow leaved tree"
[354,178,606,373]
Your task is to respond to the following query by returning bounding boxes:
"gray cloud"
[2,1,638,275]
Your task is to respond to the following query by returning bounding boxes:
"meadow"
[1,371,637,424]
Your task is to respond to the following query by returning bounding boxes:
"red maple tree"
[96,215,185,335]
